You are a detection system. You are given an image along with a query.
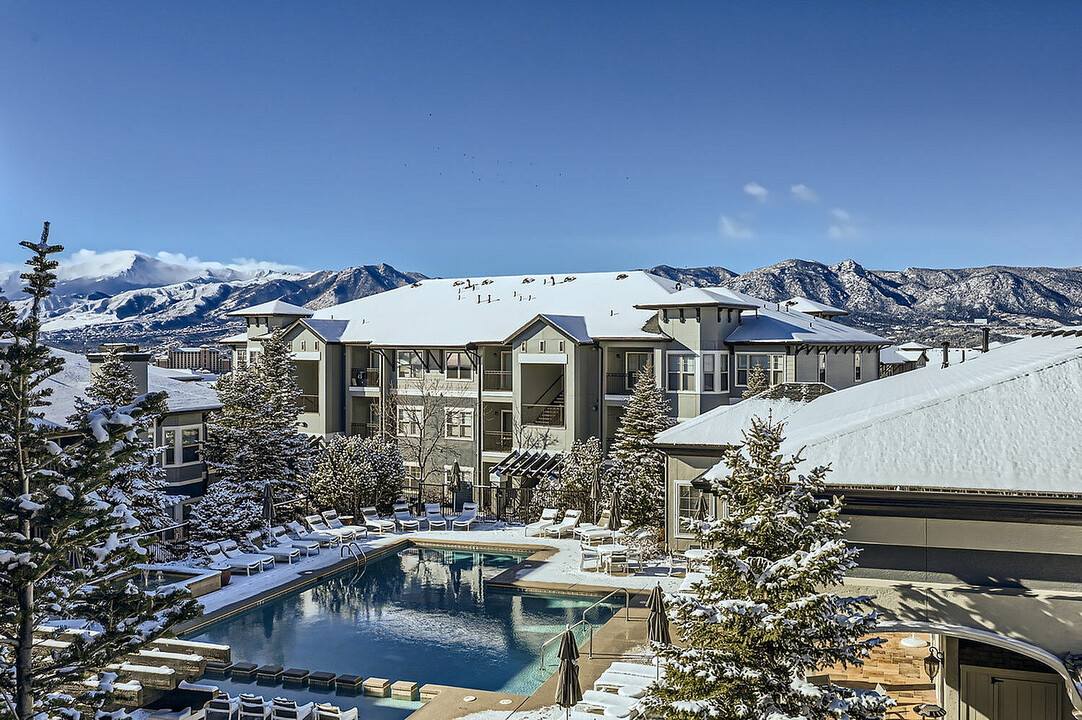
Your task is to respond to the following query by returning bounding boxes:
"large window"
[445,409,474,439]
[667,353,696,392]
[702,352,729,393]
[818,352,827,383]
[397,406,423,437]
[676,484,703,534]
[397,350,425,379]
[162,425,202,467]
[445,351,473,380]
[736,353,784,386]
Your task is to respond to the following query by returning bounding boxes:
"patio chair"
[424,503,447,530]
[572,509,611,539]
[204,697,239,720]
[580,544,601,572]
[359,507,396,534]
[285,521,339,547]
[603,550,630,575]
[238,695,271,720]
[219,540,275,571]
[544,509,583,538]
[608,662,659,678]
[321,510,369,539]
[312,703,358,720]
[203,543,264,576]
[270,698,314,720]
[525,508,560,537]
[270,526,320,556]
[451,502,479,531]
[576,689,640,718]
[246,531,301,565]
[392,503,421,532]
[306,514,356,541]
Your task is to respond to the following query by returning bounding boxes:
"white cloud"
[153,251,302,274]
[743,182,769,203]
[719,215,755,240]
[790,184,819,203]
[827,208,860,240]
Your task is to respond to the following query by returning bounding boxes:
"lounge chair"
[203,543,264,576]
[451,502,479,531]
[594,670,653,697]
[573,509,611,539]
[312,703,358,720]
[238,694,270,720]
[205,697,239,720]
[424,503,447,530]
[285,521,338,547]
[270,698,314,720]
[359,507,396,534]
[305,515,356,542]
[246,531,301,565]
[580,545,601,572]
[321,510,369,539]
[525,508,560,537]
[544,509,583,538]
[608,662,659,678]
[270,526,320,556]
[392,503,421,532]
[576,689,640,718]
[219,540,275,571]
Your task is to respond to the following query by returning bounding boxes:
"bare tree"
[384,374,471,493]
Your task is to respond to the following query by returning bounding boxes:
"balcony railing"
[484,431,513,452]
[483,370,513,392]
[522,402,565,428]
[350,369,380,388]
[350,422,380,437]
[605,372,638,395]
[300,395,320,413]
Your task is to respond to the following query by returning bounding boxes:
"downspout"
[466,344,483,513]
[598,343,605,449]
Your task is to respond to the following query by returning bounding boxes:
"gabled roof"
[300,319,351,343]
[634,287,759,311]
[783,296,849,316]
[225,299,313,318]
[728,306,886,345]
[881,346,928,364]
[504,314,594,345]
[654,396,805,448]
[684,334,1082,494]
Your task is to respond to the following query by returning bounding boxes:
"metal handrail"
[582,587,632,658]
[539,619,592,672]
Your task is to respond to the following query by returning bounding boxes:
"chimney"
[941,341,950,369]
[88,343,151,397]
[981,326,990,353]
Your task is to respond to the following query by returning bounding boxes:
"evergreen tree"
[742,364,769,399]
[308,435,405,517]
[0,224,197,720]
[607,365,674,527]
[530,437,603,519]
[255,330,315,491]
[74,347,172,531]
[645,417,892,720]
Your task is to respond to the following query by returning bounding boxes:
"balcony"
[483,431,513,452]
[605,372,638,395]
[483,370,513,392]
[350,422,380,437]
[522,402,564,428]
[300,395,320,413]
[349,369,380,388]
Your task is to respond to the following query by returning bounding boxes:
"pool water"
[185,547,617,696]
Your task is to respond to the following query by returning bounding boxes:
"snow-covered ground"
[195,526,682,616]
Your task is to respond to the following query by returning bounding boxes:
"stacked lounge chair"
[360,507,396,534]
[269,526,320,556]
[285,521,338,547]
[321,510,369,539]
[525,508,559,536]
[246,531,301,565]
[392,503,421,531]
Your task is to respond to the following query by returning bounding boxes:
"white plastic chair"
[219,540,275,571]
[525,508,559,536]
[360,507,396,534]
[424,503,447,530]
[285,521,338,547]
[392,503,421,532]
[246,531,300,564]
[321,510,369,539]
[544,509,583,538]
[451,502,479,531]
[313,703,358,720]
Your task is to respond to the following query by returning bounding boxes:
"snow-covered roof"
[225,299,313,317]
[880,346,928,365]
[220,331,249,344]
[296,270,886,348]
[687,334,1082,493]
[38,347,221,428]
[783,296,849,317]
[301,319,350,343]
[899,341,932,351]
[655,397,805,447]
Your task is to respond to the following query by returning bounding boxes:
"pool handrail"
[539,588,634,670]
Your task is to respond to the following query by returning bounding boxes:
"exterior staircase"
[534,390,565,426]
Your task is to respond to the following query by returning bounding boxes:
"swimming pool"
[185,547,618,697]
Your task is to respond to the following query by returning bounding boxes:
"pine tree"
[645,417,892,720]
[74,346,172,531]
[308,435,405,517]
[0,224,197,720]
[530,437,603,520]
[742,364,769,399]
[195,329,315,543]
[607,365,674,527]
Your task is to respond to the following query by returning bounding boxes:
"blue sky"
[1,2,1079,277]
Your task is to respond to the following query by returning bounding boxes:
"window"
[818,352,827,383]
[701,352,729,393]
[667,353,696,392]
[397,350,424,379]
[520,341,527,351]
[444,465,474,487]
[736,354,784,386]
[314,341,320,351]
[162,425,201,467]
[445,409,474,438]
[676,484,703,534]
[558,340,565,352]
[445,351,473,380]
[854,352,862,382]
[397,406,423,437]
[300,340,306,351]
[625,351,652,390]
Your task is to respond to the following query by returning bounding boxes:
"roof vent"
[411,282,423,288]
[675,283,682,291]
[453,280,465,287]
[616,273,628,280]
[563,276,576,283]
[481,279,494,285]
[522,277,535,284]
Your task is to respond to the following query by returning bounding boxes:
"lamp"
[900,633,928,648]
[923,646,943,682]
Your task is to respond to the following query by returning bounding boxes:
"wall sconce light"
[923,646,943,682]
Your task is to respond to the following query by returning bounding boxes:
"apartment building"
[155,345,233,375]
[655,329,1082,719]
[222,271,886,513]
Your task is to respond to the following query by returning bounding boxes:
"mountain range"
[9,251,1079,353]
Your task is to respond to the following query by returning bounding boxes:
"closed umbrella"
[693,491,710,522]
[647,583,671,645]
[589,466,602,522]
[607,490,622,532]
[262,481,275,525]
[554,627,582,716]
[448,461,463,514]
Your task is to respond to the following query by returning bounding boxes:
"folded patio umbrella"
[647,583,671,645]
[262,481,275,525]
[589,466,602,522]
[608,490,622,531]
[693,491,710,521]
[554,627,582,715]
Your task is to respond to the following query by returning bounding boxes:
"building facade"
[155,345,233,375]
